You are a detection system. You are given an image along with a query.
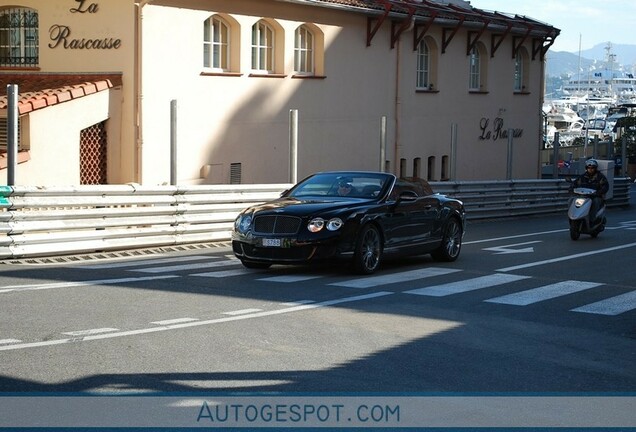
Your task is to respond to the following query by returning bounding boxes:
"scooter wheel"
[569,220,581,240]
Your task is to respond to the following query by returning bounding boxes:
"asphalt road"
[0,198,635,396]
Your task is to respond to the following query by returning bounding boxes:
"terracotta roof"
[0,73,123,115]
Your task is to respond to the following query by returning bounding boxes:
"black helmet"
[585,159,598,169]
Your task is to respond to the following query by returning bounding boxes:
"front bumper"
[232,233,352,265]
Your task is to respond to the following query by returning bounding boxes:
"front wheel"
[431,218,463,262]
[353,224,382,274]
[569,220,581,240]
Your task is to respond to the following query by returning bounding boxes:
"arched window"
[416,37,439,91]
[203,15,229,71]
[294,25,314,74]
[468,46,481,91]
[416,40,430,89]
[0,7,38,67]
[468,43,488,92]
[514,48,530,93]
[252,20,275,72]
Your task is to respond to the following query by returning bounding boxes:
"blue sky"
[473,0,636,53]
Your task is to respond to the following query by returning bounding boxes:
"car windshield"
[289,173,393,199]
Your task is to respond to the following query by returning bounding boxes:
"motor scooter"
[567,186,606,240]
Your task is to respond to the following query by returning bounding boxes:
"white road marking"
[0,291,394,352]
[405,274,530,297]
[280,300,315,306]
[496,242,636,272]
[258,275,323,283]
[191,268,254,278]
[571,290,636,316]
[0,339,22,345]
[62,328,119,337]
[0,275,179,294]
[483,241,542,255]
[329,267,462,289]
[485,281,603,306]
[71,255,215,269]
[150,318,198,325]
[132,259,241,273]
[464,229,566,245]
[223,308,263,316]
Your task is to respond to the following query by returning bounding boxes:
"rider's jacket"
[570,170,609,197]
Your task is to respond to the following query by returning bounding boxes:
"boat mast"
[577,34,582,96]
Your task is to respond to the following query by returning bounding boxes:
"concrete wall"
[140,0,546,185]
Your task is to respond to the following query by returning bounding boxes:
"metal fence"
[0,178,631,259]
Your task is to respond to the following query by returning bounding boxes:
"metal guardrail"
[0,183,292,259]
[431,177,631,220]
[0,179,631,259]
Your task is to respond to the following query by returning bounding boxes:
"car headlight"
[235,213,253,233]
[307,217,343,233]
[326,218,343,231]
[307,218,325,233]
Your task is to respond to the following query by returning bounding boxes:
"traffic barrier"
[0,179,631,259]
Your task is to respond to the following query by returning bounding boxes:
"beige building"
[0,0,559,186]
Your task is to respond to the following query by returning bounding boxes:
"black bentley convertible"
[232,171,465,274]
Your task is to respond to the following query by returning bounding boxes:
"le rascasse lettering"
[479,117,523,141]
[48,0,122,50]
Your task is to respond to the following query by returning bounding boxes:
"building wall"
[140,0,546,184]
[5,0,136,184]
[3,0,549,185]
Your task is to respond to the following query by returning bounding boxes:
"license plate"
[262,238,282,247]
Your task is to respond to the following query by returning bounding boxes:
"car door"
[382,183,422,250]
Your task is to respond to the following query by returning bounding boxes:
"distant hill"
[546,42,636,78]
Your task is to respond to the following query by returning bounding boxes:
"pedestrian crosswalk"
[404,274,530,297]
[70,254,636,317]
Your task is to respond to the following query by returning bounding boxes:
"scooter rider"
[569,158,609,222]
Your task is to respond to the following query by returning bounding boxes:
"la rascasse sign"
[479,117,523,141]
[49,0,122,50]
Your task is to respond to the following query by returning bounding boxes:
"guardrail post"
[552,132,560,179]
[170,99,177,186]
[450,123,457,181]
[506,129,513,180]
[379,116,387,172]
[289,109,298,184]
[6,84,18,186]
[621,135,628,177]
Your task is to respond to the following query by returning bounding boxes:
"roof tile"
[0,73,122,114]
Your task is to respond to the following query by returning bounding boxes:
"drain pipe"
[393,38,401,177]
[135,0,155,184]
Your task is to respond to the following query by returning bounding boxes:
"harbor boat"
[561,43,636,106]
[543,105,585,147]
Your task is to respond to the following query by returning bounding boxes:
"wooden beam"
[466,20,489,55]
[366,2,392,47]
[413,11,438,50]
[441,16,464,54]
[490,22,512,57]
[390,6,415,48]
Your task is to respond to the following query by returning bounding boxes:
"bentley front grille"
[253,215,302,235]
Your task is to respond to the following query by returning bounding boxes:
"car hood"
[245,197,372,217]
